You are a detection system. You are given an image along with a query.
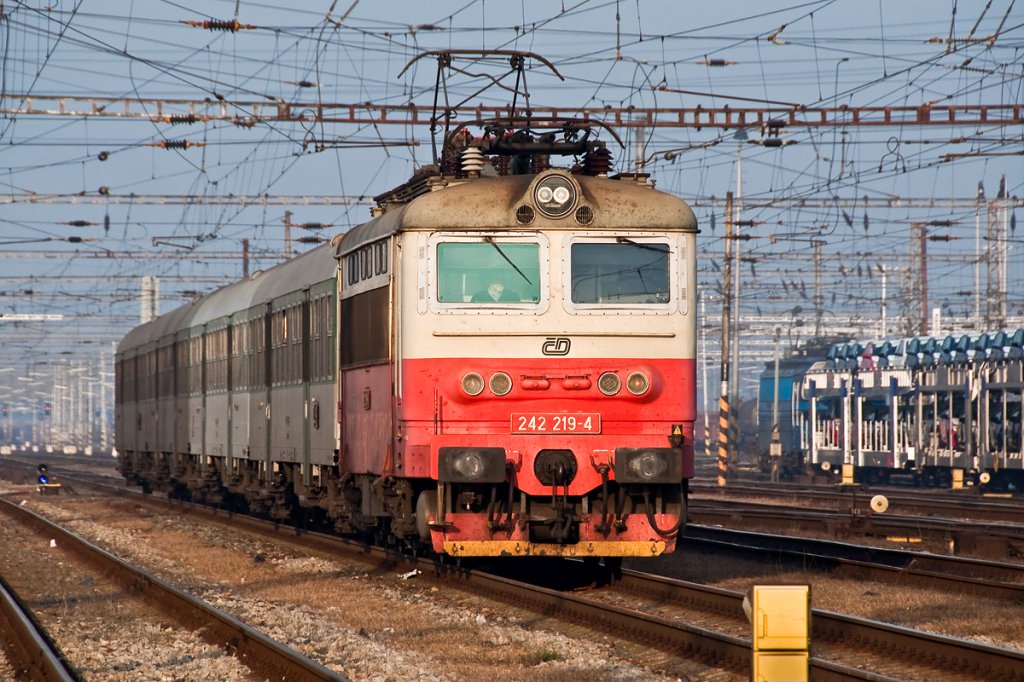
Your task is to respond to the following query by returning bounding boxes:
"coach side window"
[436,240,540,304]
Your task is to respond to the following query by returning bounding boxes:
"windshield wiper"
[616,236,668,254]
[483,236,533,285]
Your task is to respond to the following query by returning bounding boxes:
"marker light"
[598,372,621,396]
[489,372,513,396]
[626,371,650,395]
[461,372,485,396]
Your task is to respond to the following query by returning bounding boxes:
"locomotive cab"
[339,129,699,557]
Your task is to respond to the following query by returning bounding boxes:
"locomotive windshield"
[570,240,670,304]
[436,241,541,304]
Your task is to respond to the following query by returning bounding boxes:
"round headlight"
[453,452,486,480]
[626,371,650,395]
[627,452,669,481]
[461,372,485,396]
[598,372,621,396]
[489,372,513,396]
[532,175,577,218]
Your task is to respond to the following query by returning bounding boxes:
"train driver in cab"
[472,279,519,303]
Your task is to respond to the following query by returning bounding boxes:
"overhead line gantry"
[4,95,1022,129]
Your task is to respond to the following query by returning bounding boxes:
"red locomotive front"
[338,161,697,558]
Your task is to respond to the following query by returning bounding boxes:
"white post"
[880,265,887,338]
[699,289,710,456]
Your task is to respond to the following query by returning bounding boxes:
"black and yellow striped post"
[717,192,734,487]
[717,395,730,486]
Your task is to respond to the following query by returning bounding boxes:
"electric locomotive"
[116,119,698,558]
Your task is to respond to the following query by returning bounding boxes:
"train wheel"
[415,489,438,543]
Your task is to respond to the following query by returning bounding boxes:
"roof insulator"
[461,148,486,178]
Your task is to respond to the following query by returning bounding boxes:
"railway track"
[684,525,1024,602]
[689,490,1024,558]
[692,479,1024,524]
[6,460,1024,679]
[0,575,77,682]
[0,495,348,682]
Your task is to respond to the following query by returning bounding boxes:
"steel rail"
[691,480,1024,524]
[0,576,78,682]
[0,496,348,682]
[684,525,1024,601]
[688,502,1024,546]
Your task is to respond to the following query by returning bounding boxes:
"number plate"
[511,413,601,434]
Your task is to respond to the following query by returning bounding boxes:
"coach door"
[338,237,391,474]
[248,304,271,469]
[307,281,336,476]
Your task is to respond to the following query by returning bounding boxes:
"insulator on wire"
[697,58,738,66]
[296,236,324,244]
[148,139,204,150]
[64,220,95,227]
[181,18,256,32]
[167,113,199,125]
[300,222,329,231]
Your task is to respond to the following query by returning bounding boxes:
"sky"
[0,0,1022,420]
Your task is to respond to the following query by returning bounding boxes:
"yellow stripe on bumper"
[443,540,667,558]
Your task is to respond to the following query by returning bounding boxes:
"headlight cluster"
[438,447,506,483]
[533,174,577,218]
[597,371,651,396]
[462,369,652,396]
[462,371,513,396]
[613,448,682,483]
